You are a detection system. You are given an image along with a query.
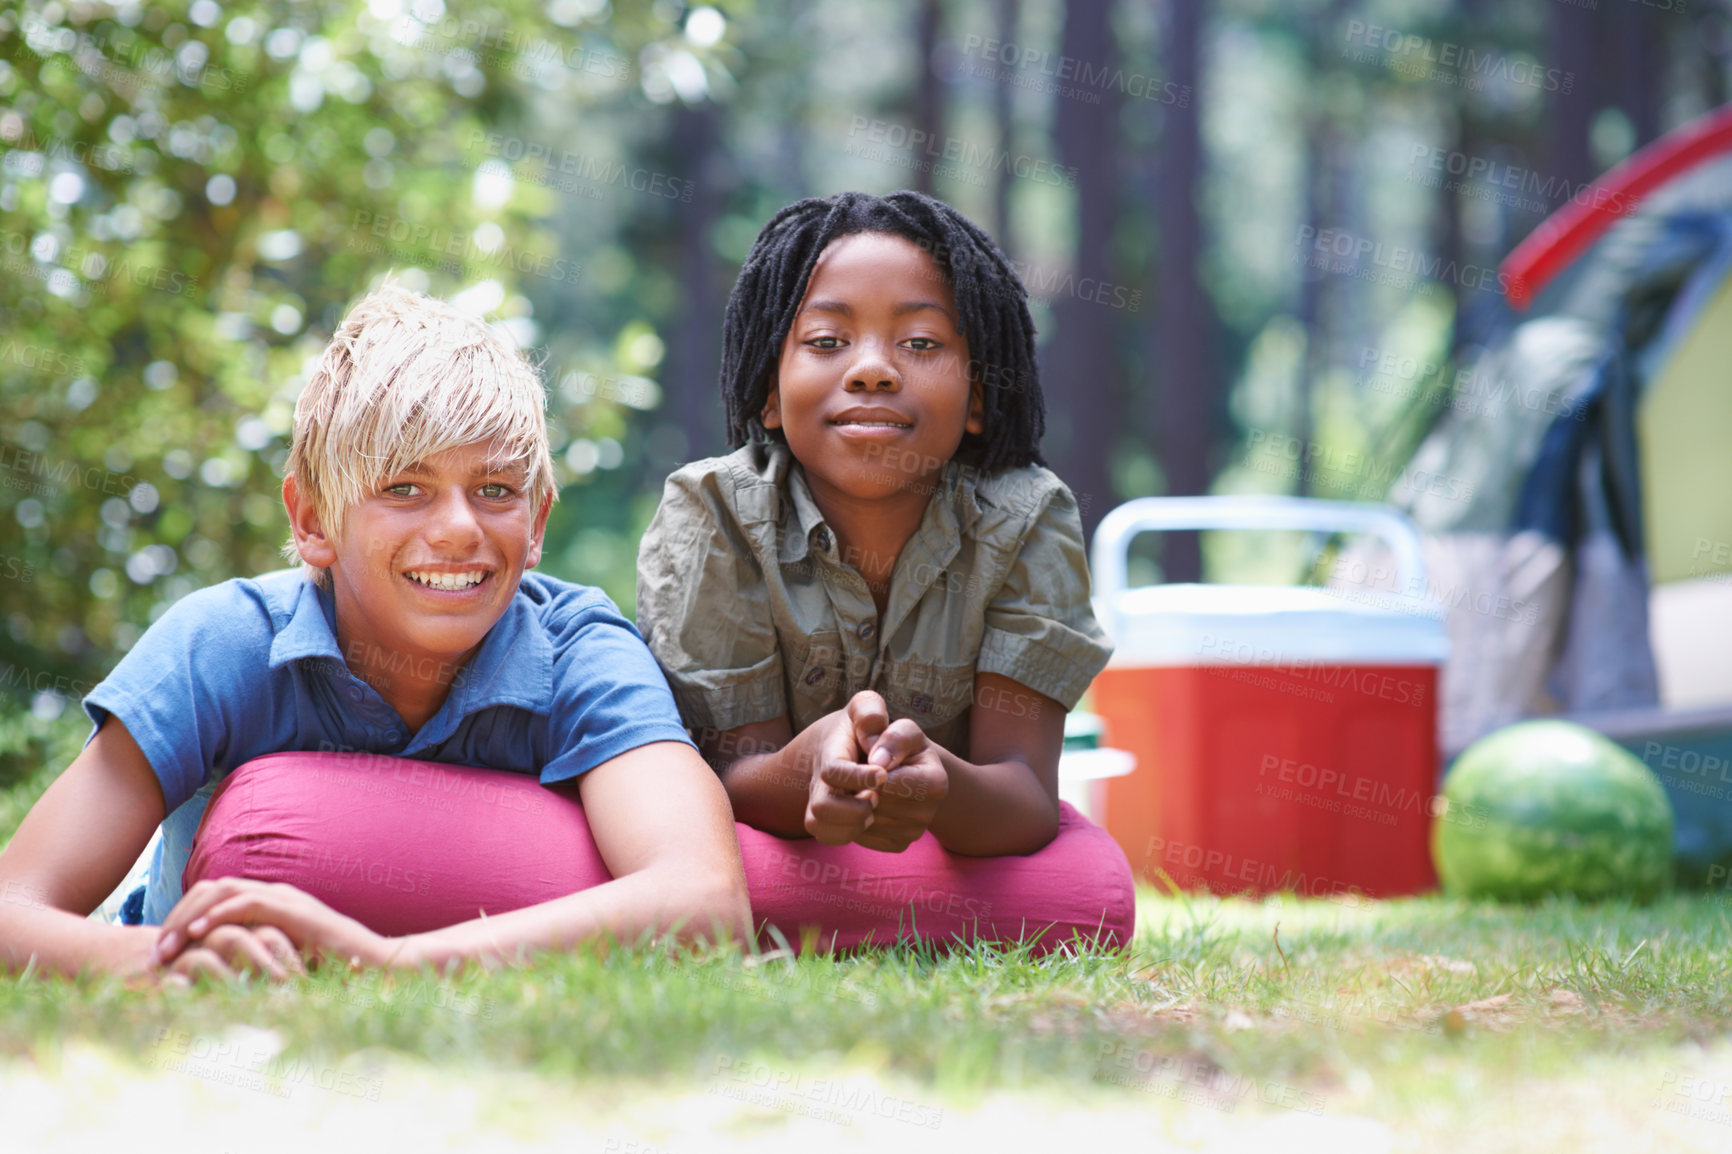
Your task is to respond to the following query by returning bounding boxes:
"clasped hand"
[804,691,947,853]
[148,877,389,984]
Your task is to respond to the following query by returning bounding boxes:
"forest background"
[0,0,1716,767]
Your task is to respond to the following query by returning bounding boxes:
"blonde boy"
[0,287,748,980]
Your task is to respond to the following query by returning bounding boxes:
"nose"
[845,346,902,393]
[423,484,485,551]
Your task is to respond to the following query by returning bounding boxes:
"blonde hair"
[281,286,557,576]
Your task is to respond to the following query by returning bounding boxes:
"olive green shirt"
[635,443,1112,758]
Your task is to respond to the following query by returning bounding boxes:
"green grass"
[5,705,1732,1148]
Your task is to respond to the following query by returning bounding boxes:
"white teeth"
[407,570,486,590]
[839,421,910,428]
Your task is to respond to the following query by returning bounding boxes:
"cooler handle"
[1090,494,1428,607]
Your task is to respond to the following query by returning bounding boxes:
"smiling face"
[285,440,551,688]
[762,231,982,509]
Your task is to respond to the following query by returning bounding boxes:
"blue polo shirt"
[82,568,695,924]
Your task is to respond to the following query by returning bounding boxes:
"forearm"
[0,902,158,979]
[927,748,1060,857]
[715,730,824,838]
[395,860,750,971]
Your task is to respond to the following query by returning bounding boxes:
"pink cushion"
[187,752,1136,953]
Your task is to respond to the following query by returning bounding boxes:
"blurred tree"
[1149,0,1211,577]
[0,0,687,713]
[1044,0,1120,540]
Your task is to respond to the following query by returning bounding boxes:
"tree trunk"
[1545,4,1599,198]
[1045,0,1121,541]
[1149,0,1210,579]
[912,0,943,196]
[662,102,727,461]
[991,0,1020,242]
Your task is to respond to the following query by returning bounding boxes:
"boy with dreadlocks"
[637,191,1112,857]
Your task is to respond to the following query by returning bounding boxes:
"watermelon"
[1432,720,1675,902]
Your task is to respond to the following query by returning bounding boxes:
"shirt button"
[814,528,832,552]
[804,667,825,686]
[347,686,364,703]
[388,730,404,743]
[857,621,875,641]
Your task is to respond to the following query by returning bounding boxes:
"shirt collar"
[268,578,345,669]
[774,443,985,566]
[267,574,554,719]
[780,450,830,566]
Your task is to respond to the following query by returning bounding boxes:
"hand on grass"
[153,922,305,985]
[152,878,392,979]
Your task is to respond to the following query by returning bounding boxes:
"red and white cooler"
[1087,496,1449,898]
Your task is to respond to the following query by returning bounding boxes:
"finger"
[156,878,254,963]
[252,926,308,977]
[846,691,889,752]
[807,796,874,844]
[202,925,288,982]
[809,789,875,829]
[820,761,885,794]
[857,830,918,853]
[878,766,941,804]
[168,946,238,985]
[187,892,301,941]
[857,815,927,847]
[866,719,927,770]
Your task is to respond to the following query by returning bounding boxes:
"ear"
[524,491,553,570]
[282,474,338,569]
[760,371,783,431]
[964,374,985,436]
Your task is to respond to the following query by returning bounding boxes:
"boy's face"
[763,231,983,508]
[288,441,551,677]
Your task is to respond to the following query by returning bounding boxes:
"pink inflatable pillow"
[186,752,1136,953]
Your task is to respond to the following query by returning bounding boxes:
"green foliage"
[0,0,687,697]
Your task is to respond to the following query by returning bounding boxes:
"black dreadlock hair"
[719,189,1045,473]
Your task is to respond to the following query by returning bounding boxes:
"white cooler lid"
[1102,583,1449,667]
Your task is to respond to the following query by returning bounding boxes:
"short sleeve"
[976,485,1114,709]
[81,582,280,815]
[635,463,787,732]
[538,597,697,785]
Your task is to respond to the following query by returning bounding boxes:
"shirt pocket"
[788,630,848,729]
[886,659,975,731]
